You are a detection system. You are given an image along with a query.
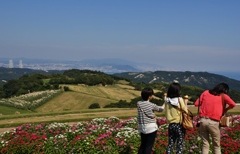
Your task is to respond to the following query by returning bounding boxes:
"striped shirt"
[137,100,164,125]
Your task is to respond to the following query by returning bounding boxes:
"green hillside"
[0,82,142,114]
[0,106,32,115]
[1,68,240,116]
[36,83,142,112]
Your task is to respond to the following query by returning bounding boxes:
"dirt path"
[0,127,15,134]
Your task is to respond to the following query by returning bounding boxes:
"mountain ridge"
[0,58,239,86]
[1,66,240,92]
[113,70,240,91]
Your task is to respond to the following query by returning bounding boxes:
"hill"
[0,81,144,114]
[1,67,240,91]
[0,67,64,87]
[36,83,142,112]
[114,71,240,91]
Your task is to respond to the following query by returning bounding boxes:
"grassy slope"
[35,83,141,112]
[0,106,32,115]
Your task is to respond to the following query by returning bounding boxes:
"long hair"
[167,82,181,98]
[209,82,229,95]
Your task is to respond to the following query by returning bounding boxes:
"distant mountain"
[80,58,164,71]
[1,66,240,92]
[114,71,240,91]
[1,57,239,81]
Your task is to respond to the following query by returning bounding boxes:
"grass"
[67,84,140,101]
[35,91,115,112]
[0,106,32,115]
[0,108,137,128]
[36,84,141,112]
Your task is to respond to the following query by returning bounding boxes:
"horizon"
[0,1,240,73]
[0,57,240,81]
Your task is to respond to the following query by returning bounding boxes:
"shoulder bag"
[220,94,233,127]
[171,98,194,130]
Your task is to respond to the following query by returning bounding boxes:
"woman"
[137,87,164,154]
[194,82,236,154]
[164,82,188,154]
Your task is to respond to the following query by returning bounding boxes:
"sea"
[213,72,240,81]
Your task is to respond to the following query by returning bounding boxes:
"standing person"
[164,82,188,154]
[194,82,236,154]
[137,87,164,154]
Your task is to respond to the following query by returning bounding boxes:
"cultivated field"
[36,84,142,112]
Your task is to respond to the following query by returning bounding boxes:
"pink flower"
[42,135,47,140]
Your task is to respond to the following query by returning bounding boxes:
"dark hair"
[209,82,229,95]
[167,82,181,98]
[141,88,154,101]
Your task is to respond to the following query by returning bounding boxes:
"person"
[194,82,236,154]
[137,87,164,154]
[164,82,188,154]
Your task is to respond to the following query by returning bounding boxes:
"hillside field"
[35,83,143,112]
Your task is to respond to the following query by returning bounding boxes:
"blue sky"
[0,1,240,73]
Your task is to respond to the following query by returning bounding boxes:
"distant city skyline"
[1,57,240,81]
[0,1,239,73]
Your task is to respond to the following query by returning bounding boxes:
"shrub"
[63,86,70,91]
[89,103,100,109]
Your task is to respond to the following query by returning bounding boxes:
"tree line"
[0,69,128,98]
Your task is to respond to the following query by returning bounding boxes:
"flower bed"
[0,90,62,110]
[0,115,240,154]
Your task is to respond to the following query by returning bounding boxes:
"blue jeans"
[138,131,157,154]
[166,123,186,154]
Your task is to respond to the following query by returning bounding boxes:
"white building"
[9,60,13,68]
[19,60,23,68]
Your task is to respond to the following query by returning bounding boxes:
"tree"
[89,103,100,109]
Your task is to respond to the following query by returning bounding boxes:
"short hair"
[209,82,229,95]
[141,88,154,101]
[167,82,181,98]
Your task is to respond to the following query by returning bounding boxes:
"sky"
[0,1,240,74]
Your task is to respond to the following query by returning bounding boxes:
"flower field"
[0,90,62,110]
[0,115,240,154]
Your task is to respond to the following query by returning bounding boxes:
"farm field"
[36,84,142,112]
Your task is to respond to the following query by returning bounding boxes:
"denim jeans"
[199,118,221,154]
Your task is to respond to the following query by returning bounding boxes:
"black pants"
[138,131,157,154]
[166,123,186,154]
